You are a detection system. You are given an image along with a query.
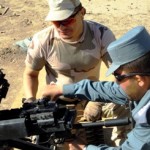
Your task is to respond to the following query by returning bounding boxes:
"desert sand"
[0,0,150,109]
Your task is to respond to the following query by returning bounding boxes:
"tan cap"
[45,0,81,21]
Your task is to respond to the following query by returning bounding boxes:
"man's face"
[113,69,147,101]
[51,9,84,41]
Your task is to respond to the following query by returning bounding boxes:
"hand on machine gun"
[42,83,63,101]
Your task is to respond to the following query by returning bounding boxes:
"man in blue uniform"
[42,26,150,150]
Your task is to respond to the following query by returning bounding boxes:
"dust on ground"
[0,0,150,109]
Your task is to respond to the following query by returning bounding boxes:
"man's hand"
[42,83,63,100]
[66,137,86,150]
[83,101,102,122]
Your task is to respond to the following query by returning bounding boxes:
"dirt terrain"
[0,0,150,109]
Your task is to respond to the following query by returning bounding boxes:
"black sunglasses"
[113,72,150,82]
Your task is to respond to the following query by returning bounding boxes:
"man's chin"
[60,34,73,40]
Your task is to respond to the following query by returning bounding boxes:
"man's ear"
[135,75,145,87]
[80,7,86,16]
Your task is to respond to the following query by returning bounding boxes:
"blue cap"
[106,26,150,76]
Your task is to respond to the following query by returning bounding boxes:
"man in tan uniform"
[23,0,130,148]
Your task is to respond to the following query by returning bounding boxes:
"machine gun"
[0,97,131,150]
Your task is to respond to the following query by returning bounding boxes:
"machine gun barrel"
[73,117,131,128]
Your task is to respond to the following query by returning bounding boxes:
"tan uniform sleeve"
[25,35,45,71]
[101,28,116,68]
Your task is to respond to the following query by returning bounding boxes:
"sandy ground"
[0,0,150,109]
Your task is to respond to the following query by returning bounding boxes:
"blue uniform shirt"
[63,79,150,150]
